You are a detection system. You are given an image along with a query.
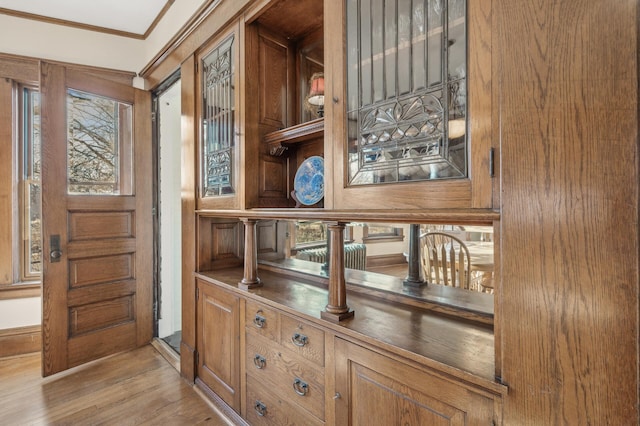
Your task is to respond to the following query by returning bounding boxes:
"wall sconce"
[306,72,325,118]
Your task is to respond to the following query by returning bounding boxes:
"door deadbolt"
[50,235,62,262]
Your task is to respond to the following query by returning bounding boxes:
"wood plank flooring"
[0,345,233,425]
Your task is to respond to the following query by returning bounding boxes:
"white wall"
[0,297,41,328]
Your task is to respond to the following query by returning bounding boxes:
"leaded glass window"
[202,35,235,197]
[347,0,467,185]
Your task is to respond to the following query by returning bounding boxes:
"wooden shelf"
[264,117,324,156]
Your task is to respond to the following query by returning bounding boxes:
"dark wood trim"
[0,52,135,86]
[195,208,499,224]
[0,325,41,358]
[0,283,41,300]
[180,55,197,383]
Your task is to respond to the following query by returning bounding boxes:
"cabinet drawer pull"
[291,332,308,347]
[254,400,267,416]
[253,313,266,328]
[293,377,309,396]
[253,354,266,369]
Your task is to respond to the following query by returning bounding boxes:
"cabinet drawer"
[245,300,279,342]
[246,333,325,420]
[246,374,324,426]
[280,313,325,367]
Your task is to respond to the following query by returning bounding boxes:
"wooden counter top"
[196,265,505,395]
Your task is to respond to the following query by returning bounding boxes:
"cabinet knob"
[253,313,266,328]
[253,354,266,369]
[293,377,309,396]
[254,400,267,417]
[291,332,308,347]
[333,392,341,400]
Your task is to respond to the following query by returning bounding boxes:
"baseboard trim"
[151,337,180,372]
[366,253,407,268]
[195,378,248,426]
[0,325,41,358]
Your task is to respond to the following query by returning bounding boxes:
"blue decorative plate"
[294,156,324,206]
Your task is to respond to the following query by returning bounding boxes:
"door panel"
[41,62,152,376]
[196,280,240,411]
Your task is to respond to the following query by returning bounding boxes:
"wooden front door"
[40,62,153,376]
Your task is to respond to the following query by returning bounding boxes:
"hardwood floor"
[0,345,233,425]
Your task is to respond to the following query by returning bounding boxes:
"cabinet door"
[326,0,493,210]
[334,338,499,425]
[196,22,242,210]
[197,281,240,411]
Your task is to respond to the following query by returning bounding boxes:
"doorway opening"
[153,73,182,353]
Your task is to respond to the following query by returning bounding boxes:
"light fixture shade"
[307,73,324,106]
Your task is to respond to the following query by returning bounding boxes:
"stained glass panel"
[202,35,235,197]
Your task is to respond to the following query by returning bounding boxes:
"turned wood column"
[238,218,262,289]
[321,222,354,322]
[404,224,426,286]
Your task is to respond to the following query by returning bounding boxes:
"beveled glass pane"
[360,0,372,106]
[412,1,426,91]
[346,0,467,186]
[384,0,397,100]
[448,0,466,80]
[67,89,133,195]
[202,35,235,197]
[371,0,385,103]
[397,0,412,96]
[427,0,443,86]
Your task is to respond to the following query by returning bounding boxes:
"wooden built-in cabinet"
[194,270,504,425]
[141,0,639,422]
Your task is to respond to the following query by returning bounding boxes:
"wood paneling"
[496,0,638,423]
[259,155,287,198]
[69,253,134,288]
[258,31,289,129]
[69,295,134,336]
[251,0,323,40]
[0,325,41,357]
[68,211,135,241]
[256,220,278,254]
[197,217,243,271]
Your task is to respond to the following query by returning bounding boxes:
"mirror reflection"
[256,220,494,295]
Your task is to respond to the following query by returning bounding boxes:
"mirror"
[256,220,494,296]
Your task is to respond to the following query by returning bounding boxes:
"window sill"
[0,282,41,300]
